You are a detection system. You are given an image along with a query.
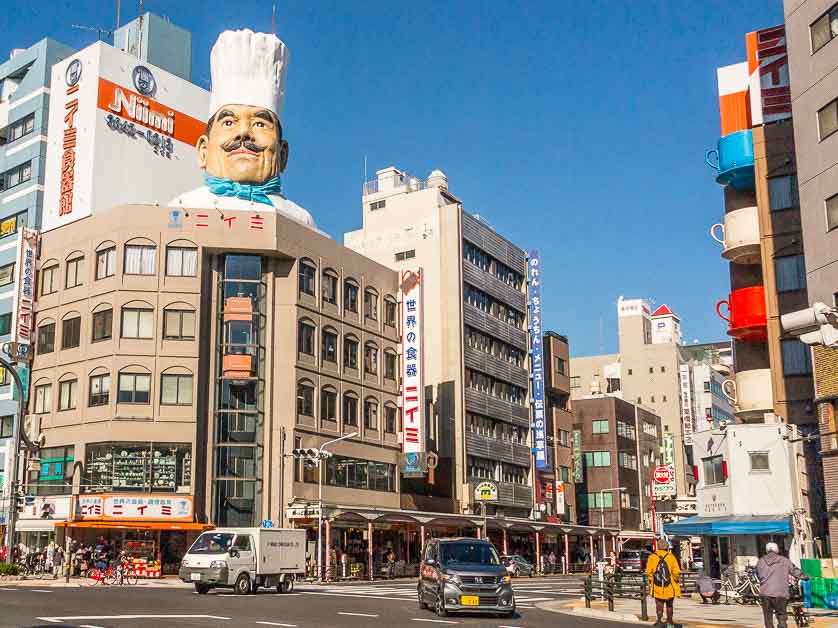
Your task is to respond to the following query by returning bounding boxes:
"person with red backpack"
[645,538,681,628]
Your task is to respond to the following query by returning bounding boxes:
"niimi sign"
[11,228,39,350]
[400,269,424,455]
[528,250,548,471]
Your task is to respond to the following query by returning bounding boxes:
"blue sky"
[2,0,783,355]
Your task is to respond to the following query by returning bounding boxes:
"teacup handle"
[722,379,737,403]
[716,300,731,323]
[710,223,726,246]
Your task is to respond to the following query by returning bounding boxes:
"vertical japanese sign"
[572,429,583,482]
[555,481,566,516]
[60,59,82,217]
[400,269,424,454]
[747,24,791,125]
[11,228,39,352]
[528,250,548,470]
[679,365,695,446]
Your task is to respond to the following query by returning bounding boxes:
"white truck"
[179,527,306,595]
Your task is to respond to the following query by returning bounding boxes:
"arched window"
[65,250,84,289]
[384,403,399,434]
[121,301,154,339]
[343,392,358,426]
[297,380,314,417]
[322,268,339,305]
[322,326,338,363]
[321,385,337,421]
[161,366,194,406]
[298,258,316,296]
[165,240,198,277]
[297,318,316,356]
[343,334,359,369]
[384,297,398,327]
[124,238,157,275]
[344,278,359,314]
[364,342,379,376]
[384,349,398,380]
[61,311,81,350]
[88,366,111,407]
[117,366,151,404]
[36,318,56,354]
[95,241,117,280]
[364,397,379,430]
[40,259,59,295]
[364,288,378,321]
[92,302,113,343]
[163,303,196,340]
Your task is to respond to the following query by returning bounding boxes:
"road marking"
[338,612,379,617]
[79,625,105,628]
[300,591,406,601]
[255,623,298,627]
[29,589,52,593]
[498,625,524,628]
[410,620,459,625]
[37,615,232,621]
[0,587,15,591]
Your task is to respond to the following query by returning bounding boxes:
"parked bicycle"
[86,561,137,586]
[717,566,760,605]
[788,578,811,627]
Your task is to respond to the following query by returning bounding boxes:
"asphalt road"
[0,577,631,628]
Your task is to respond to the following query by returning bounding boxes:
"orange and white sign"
[43,41,209,232]
[746,24,791,126]
[74,494,193,522]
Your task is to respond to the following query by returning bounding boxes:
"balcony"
[710,206,760,264]
[705,129,755,191]
[465,431,531,466]
[463,302,527,351]
[722,368,773,419]
[716,286,767,342]
[464,388,529,426]
[463,345,528,390]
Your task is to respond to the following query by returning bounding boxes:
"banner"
[400,269,424,454]
[556,481,566,516]
[11,229,38,350]
[528,250,548,470]
[573,430,583,482]
[74,494,193,521]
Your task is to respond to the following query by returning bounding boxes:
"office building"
[544,331,576,523]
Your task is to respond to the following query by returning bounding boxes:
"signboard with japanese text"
[528,250,548,471]
[400,269,424,454]
[73,494,193,521]
[572,430,583,482]
[556,481,566,516]
[10,228,38,354]
[747,25,791,125]
[679,365,695,446]
[474,481,498,502]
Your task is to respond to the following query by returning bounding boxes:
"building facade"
[783,0,838,556]
[544,331,576,523]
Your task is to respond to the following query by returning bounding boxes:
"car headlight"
[502,575,511,584]
[210,560,227,569]
[442,574,462,586]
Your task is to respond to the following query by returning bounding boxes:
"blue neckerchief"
[204,173,282,206]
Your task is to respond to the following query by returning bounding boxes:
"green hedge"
[0,564,21,576]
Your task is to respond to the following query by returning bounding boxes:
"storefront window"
[84,442,191,493]
[313,455,396,492]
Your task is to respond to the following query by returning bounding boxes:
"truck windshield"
[440,542,500,566]
[189,532,235,554]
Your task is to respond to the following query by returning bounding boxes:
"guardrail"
[583,574,649,621]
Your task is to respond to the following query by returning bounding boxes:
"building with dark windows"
[543,331,576,523]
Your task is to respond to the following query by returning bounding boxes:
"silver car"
[502,555,535,577]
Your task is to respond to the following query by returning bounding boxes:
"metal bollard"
[640,574,648,621]
[607,576,615,612]
[584,575,592,608]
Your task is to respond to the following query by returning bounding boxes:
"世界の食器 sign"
[401,269,424,455]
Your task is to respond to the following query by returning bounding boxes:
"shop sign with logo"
[474,481,498,502]
[400,269,424,455]
[399,451,436,478]
[653,464,677,498]
[74,494,193,521]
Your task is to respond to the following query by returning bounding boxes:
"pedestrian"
[386,548,396,579]
[645,537,680,628]
[548,550,556,575]
[756,542,808,628]
[53,546,64,579]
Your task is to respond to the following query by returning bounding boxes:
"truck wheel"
[279,577,295,594]
[195,583,210,595]
[235,573,252,595]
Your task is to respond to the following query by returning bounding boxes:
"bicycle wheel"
[124,570,138,586]
[104,569,118,586]
[86,568,103,586]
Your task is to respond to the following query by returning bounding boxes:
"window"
[41,264,58,295]
[385,405,397,433]
[124,244,156,275]
[660,366,665,373]
[818,97,838,141]
[649,367,653,374]
[394,249,416,261]
[162,374,193,405]
[384,351,397,380]
[92,309,113,342]
[1,161,31,191]
[321,387,337,421]
[364,290,378,320]
[370,199,386,210]
[782,339,812,375]
[86,442,191,494]
[65,256,83,288]
[343,394,358,426]
[558,429,570,446]
[121,308,153,339]
[0,312,10,336]
[364,343,378,376]
[364,399,378,430]
[37,323,55,354]
[584,492,613,509]
[555,357,566,375]
[0,262,13,287]
[704,381,711,393]
[702,455,726,485]
[96,247,116,279]
[298,320,315,355]
[29,444,75,497]
[34,383,51,413]
[385,300,397,326]
[344,337,358,369]
[750,451,770,473]
[322,329,338,363]
[826,193,838,231]
[6,113,35,143]
[314,454,396,492]
[298,261,315,295]
[591,419,609,434]
[58,379,77,411]
[344,282,358,313]
[61,316,81,349]
[627,369,632,375]
[775,255,807,292]
[768,175,799,211]
[166,247,197,277]
[0,415,11,438]
[583,451,611,467]
[560,466,570,482]
[651,396,656,403]
[89,374,110,407]
[163,309,195,340]
[619,452,638,470]
[118,373,151,404]
[322,272,338,305]
[811,4,838,53]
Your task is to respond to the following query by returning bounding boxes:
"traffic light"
[41,502,53,519]
[14,491,25,513]
[291,448,321,460]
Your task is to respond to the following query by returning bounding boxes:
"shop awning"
[55,521,213,531]
[664,515,792,536]
[15,519,58,532]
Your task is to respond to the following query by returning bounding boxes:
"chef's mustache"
[222,138,266,153]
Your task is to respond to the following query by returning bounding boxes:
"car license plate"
[191,573,201,581]
[460,595,479,606]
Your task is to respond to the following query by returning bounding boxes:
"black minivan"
[418,538,515,618]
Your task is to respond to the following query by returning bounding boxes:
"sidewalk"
[538,595,838,628]
[0,575,191,588]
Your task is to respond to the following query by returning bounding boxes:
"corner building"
[29,204,402,573]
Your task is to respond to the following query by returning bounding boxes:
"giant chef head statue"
[172,29,315,228]
[199,30,288,189]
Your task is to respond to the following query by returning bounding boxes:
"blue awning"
[664,515,792,536]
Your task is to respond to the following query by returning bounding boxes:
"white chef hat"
[208,29,289,124]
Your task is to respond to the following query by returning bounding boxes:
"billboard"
[11,228,38,353]
[42,42,209,232]
[528,250,548,471]
[74,494,193,521]
[400,269,424,454]
[747,24,791,126]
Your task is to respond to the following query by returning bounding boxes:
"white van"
[179,527,306,595]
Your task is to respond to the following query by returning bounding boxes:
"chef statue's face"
[197,104,289,184]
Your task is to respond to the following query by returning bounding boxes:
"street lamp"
[598,487,626,560]
[312,432,357,582]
